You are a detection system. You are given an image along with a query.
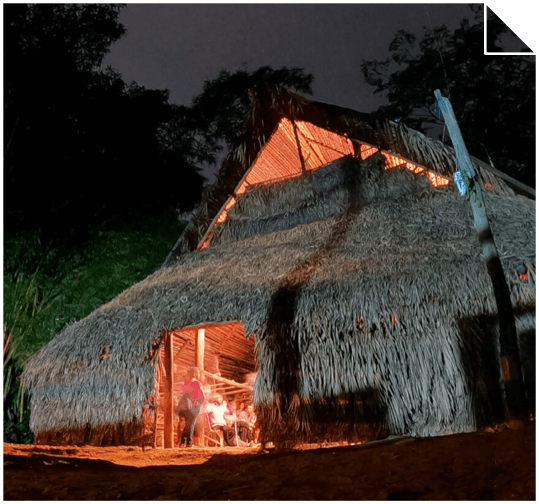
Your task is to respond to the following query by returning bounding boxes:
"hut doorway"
[150,321,256,448]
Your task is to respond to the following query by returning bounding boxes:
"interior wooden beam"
[195,328,205,447]
[174,337,193,360]
[215,327,235,355]
[203,370,252,390]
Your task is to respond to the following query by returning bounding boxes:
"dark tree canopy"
[361,6,535,187]
[187,65,314,164]
[4,4,207,256]
[4,3,315,271]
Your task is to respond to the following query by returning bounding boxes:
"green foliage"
[47,215,184,331]
[3,271,54,443]
[3,272,56,365]
[360,6,535,186]
[3,213,184,442]
[4,213,184,364]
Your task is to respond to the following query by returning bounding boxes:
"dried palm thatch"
[174,83,532,255]
[22,87,535,447]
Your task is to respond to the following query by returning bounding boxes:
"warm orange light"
[225,197,237,211]
[382,152,402,169]
[295,120,354,170]
[235,118,355,196]
[215,197,237,224]
[215,210,227,224]
[359,143,378,160]
[426,171,450,187]
[381,151,449,188]
[404,162,425,175]
[199,234,211,250]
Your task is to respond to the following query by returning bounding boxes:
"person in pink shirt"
[176,367,205,447]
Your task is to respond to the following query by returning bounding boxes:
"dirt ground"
[4,419,535,500]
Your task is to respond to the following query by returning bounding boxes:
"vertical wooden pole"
[163,332,174,448]
[195,328,205,374]
[434,90,524,419]
[195,328,205,446]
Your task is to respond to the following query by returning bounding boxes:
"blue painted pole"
[434,90,523,421]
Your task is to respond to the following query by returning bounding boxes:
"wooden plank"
[215,328,234,355]
[163,332,174,448]
[203,370,252,390]
[292,120,307,174]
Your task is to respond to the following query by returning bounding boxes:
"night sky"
[103,3,479,181]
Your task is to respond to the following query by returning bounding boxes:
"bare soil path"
[4,420,535,500]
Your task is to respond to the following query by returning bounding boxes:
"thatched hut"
[23,84,535,448]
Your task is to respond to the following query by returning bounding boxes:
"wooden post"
[195,328,205,447]
[163,332,175,448]
[434,90,524,419]
[195,328,205,376]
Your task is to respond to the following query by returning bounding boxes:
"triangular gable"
[199,118,450,250]
[236,118,355,194]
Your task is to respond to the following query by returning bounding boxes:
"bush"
[3,212,185,442]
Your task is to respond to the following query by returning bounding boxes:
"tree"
[360,6,535,186]
[4,4,205,259]
[186,65,314,165]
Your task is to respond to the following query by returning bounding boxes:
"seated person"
[239,403,259,443]
[205,394,252,446]
[239,402,256,426]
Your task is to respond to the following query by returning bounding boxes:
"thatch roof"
[23,86,535,443]
[174,83,534,256]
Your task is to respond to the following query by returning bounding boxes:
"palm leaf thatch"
[22,85,535,447]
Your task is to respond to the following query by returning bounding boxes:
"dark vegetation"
[361,5,535,187]
[4,4,534,442]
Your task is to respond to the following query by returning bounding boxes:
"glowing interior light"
[381,151,450,187]
[235,118,354,196]
[359,143,378,160]
[382,152,406,169]
[404,162,425,175]
[199,234,211,250]
[426,171,451,187]
[216,210,228,224]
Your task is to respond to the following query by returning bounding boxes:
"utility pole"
[434,89,523,421]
